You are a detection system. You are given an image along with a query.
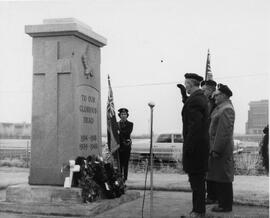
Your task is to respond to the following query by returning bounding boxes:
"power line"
[112,73,268,88]
[0,91,31,93]
[0,73,268,93]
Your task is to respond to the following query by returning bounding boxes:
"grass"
[129,152,267,176]
[234,152,267,175]
[0,158,28,168]
[1,151,267,176]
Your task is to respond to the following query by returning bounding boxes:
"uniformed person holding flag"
[118,108,133,182]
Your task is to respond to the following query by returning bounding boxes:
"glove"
[177,84,188,103]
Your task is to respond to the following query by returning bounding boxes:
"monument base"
[1,184,140,217]
[6,184,82,204]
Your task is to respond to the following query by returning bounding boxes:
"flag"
[205,49,213,80]
[107,75,120,153]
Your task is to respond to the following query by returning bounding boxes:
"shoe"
[205,198,217,204]
[211,205,232,212]
[189,211,205,218]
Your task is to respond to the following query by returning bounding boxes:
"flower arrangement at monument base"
[72,155,125,203]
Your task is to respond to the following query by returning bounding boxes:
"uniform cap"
[201,80,217,87]
[118,108,129,113]
[118,108,129,118]
[217,83,233,97]
[184,73,203,82]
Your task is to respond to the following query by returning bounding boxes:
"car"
[131,133,243,162]
[131,132,183,162]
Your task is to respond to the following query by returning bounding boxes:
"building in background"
[246,100,269,134]
[0,122,31,138]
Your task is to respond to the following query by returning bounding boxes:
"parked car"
[131,132,183,162]
[131,133,244,162]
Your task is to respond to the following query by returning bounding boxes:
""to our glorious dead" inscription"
[77,87,99,154]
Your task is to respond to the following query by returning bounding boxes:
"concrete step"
[1,185,140,217]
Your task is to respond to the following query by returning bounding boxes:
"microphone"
[148,102,155,108]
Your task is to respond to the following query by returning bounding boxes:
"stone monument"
[0,19,139,216]
[25,18,107,185]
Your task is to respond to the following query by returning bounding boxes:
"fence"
[0,139,266,175]
[0,139,30,167]
[128,145,267,175]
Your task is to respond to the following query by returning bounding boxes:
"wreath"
[72,155,125,203]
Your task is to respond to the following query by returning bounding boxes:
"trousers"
[207,180,233,209]
[119,146,131,181]
[188,173,206,213]
[206,180,217,201]
[216,182,233,209]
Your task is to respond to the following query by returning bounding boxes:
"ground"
[0,167,268,217]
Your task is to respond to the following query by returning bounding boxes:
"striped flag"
[107,75,120,153]
[205,49,213,80]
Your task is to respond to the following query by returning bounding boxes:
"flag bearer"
[118,108,133,182]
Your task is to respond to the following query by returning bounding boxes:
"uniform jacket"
[207,100,235,183]
[181,89,209,174]
[118,120,133,150]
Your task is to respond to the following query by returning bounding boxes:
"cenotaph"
[0,19,139,215]
[25,18,107,185]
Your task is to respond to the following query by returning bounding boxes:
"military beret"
[201,80,217,87]
[217,83,233,97]
[118,108,129,113]
[184,73,203,82]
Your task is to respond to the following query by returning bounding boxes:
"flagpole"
[116,146,121,172]
[111,76,121,171]
[205,49,209,80]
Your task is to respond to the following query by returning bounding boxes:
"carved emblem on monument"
[81,45,94,79]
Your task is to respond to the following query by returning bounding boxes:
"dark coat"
[181,89,209,174]
[207,100,235,183]
[118,120,133,150]
[261,125,269,172]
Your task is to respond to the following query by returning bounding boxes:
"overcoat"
[207,100,235,183]
[181,89,209,174]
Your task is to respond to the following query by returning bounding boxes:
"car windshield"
[156,134,172,143]
[173,134,183,143]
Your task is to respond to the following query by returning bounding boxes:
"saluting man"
[207,84,235,212]
[181,73,209,217]
[118,108,133,182]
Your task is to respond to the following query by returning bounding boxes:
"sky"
[0,0,269,135]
